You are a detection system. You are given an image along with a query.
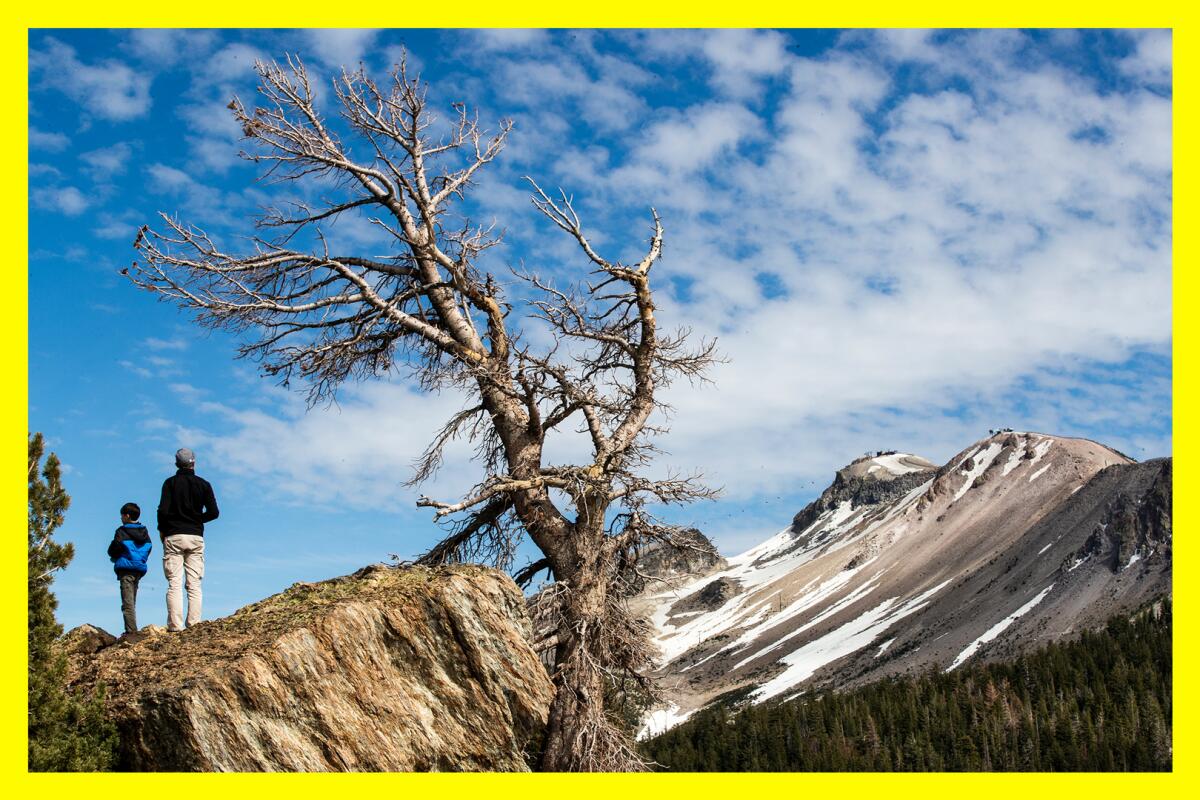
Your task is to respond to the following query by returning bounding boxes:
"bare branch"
[513,557,553,588]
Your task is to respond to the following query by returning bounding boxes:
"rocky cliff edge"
[66,564,554,772]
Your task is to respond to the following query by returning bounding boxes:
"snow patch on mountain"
[1029,464,1052,482]
[953,441,1003,502]
[638,703,693,740]
[870,453,930,477]
[734,564,885,668]
[1029,437,1055,465]
[754,578,952,702]
[722,564,868,664]
[1001,444,1025,476]
[945,583,1055,672]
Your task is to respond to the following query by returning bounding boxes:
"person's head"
[120,502,141,523]
[175,447,196,469]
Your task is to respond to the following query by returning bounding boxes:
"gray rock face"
[670,577,741,615]
[67,565,554,772]
[1072,458,1172,573]
[638,528,725,578]
[619,528,725,595]
[790,458,937,536]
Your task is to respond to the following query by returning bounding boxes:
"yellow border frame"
[8,6,1190,797]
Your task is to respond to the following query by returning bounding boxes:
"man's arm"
[157,478,171,536]
[201,479,219,523]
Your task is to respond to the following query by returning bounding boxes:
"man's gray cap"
[175,448,196,467]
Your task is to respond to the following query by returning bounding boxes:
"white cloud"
[33,186,89,216]
[93,210,142,241]
[493,57,646,133]
[619,29,789,97]
[632,103,763,174]
[143,161,249,226]
[117,359,153,379]
[146,336,189,351]
[610,47,1171,502]
[30,37,152,121]
[169,382,205,401]
[28,163,63,179]
[1119,29,1171,86]
[869,29,940,62]
[175,101,246,172]
[702,29,791,96]
[469,29,552,52]
[29,126,69,151]
[303,29,380,69]
[125,29,218,66]
[146,163,194,192]
[185,382,484,509]
[80,141,134,179]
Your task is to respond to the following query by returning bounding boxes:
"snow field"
[753,579,953,702]
[953,441,1004,502]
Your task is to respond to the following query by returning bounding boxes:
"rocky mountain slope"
[633,432,1171,736]
[66,564,554,771]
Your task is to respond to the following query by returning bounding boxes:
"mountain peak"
[926,431,1133,505]
[838,452,937,482]
[790,452,937,537]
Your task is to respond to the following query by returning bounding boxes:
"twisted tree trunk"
[538,516,639,772]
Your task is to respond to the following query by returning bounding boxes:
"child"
[107,502,152,638]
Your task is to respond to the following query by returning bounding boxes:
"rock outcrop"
[669,577,741,615]
[1070,458,1172,573]
[790,453,937,535]
[67,564,554,772]
[62,623,118,656]
[617,528,725,596]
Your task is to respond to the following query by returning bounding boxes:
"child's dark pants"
[118,572,141,634]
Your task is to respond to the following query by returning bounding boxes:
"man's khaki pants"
[163,534,204,631]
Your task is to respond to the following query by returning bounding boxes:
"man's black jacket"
[157,467,219,537]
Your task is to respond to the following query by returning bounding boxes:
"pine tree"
[28,433,117,771]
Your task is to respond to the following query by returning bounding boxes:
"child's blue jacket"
[107,523,152,575]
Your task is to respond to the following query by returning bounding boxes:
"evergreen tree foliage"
[642,601,1172,772]
[28,433,117,771]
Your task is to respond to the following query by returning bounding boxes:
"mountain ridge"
[634,431,1170,737]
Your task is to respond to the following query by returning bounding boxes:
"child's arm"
[107,528,124,561]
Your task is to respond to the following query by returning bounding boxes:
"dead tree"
[128,56,718,772]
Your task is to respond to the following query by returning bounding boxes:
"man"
[157,447,219,631]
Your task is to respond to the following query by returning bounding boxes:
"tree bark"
[539,534,614,771]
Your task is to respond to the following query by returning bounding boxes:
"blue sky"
[28,29,1171,634]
